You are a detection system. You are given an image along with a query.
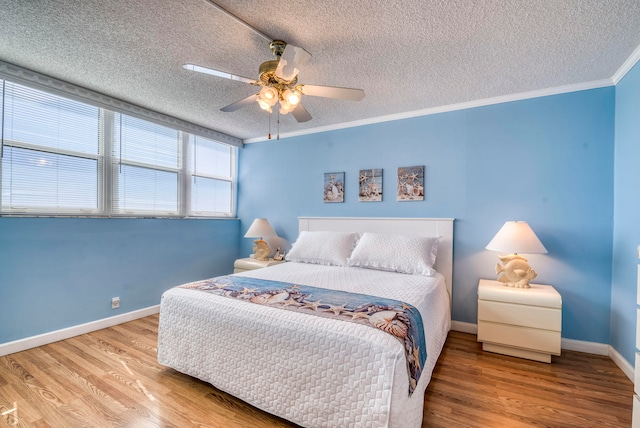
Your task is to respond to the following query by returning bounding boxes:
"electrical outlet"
[111,297,120,309]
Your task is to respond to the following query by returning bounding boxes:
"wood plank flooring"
[0,315,633,427]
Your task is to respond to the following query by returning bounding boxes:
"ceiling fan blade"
[300,84,365,101]
[220,94,258,112]
[291,103,312,123]
[183,64,257,84]
[275,44,311,81]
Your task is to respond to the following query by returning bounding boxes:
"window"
[0,79,236,217]
[190,135,233,216]
[113,114,181,215]
[1,82,101,213]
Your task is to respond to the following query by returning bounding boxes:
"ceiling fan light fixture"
[279,101,294,115]
[257,97,273,112]
[259,86,278,105]
[282,88,302,106]
[185,39,364,129]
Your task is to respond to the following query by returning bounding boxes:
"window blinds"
[112,114,180,215]
[190,135,233,215]
[1,81,101,213]
[0,78,236,217]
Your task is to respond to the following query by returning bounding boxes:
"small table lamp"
[485,221,548,288]
[245,218,277,261]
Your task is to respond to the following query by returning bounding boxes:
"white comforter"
[157,262,450,428]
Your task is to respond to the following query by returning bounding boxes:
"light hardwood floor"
[0,315,633,427]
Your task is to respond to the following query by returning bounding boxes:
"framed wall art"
[324,172,344,203]
[397,166,424,201]
[359,168,382,202]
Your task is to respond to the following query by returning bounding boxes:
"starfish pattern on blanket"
[300,299,323,311]
[400,302,415,312]
[322,303,348,316]
[345,311,371,320]
[282,297,302,307]
[413,346,421,371]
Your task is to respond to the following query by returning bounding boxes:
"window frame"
[188,134,236,217]
[111,112,183,217]
[0,75,238,219]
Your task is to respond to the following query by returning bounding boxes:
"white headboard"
[298,217,454,302]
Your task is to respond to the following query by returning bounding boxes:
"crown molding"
[612,44,640,85]
[244,78,614,144]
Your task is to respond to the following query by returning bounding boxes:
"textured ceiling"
[0,0,639,142]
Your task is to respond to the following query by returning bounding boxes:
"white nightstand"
[477,279,562,363]
[233,257,285,273]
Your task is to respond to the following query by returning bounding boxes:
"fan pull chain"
[267,110,271,140]
[277,109,280,140]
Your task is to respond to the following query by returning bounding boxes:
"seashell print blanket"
[180,275,427,395]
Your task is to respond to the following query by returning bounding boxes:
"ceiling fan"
[183,40,365,124]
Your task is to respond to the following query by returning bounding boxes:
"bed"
[158,217,453,427]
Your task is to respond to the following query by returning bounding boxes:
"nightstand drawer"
[478,280,561,308]
[478,300,561,331]
[478,321,561,355]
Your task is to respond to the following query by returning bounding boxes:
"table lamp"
[485,221,547,288]
[245,218,277,261]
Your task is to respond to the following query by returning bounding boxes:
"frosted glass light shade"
[259,86,278,106]
[485,221,547,254]
[279,100,295,115]
[245,218,277,238]
[257,97,273,112]
[282,89,301,106]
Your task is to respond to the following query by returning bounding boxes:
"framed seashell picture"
[324,172,344,203]
[397,166,424,201]
[359,168,382,202]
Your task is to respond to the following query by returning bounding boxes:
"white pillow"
[347,232,440,276]
[285,231,360,266]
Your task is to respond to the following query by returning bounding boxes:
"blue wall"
[0,217,240,343]
[238,87,615,345]
[612,60,640,365]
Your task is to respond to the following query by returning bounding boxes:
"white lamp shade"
[485,221,547,254]
[244,218,277,238]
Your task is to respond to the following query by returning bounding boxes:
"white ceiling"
[1,0,639,143]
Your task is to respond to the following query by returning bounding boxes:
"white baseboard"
[608,345,635,382]
[555,339,634,382]
[451,321,634,383]
[561,337,609,355]
[0,305,160,357]
[451,320,478,334]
